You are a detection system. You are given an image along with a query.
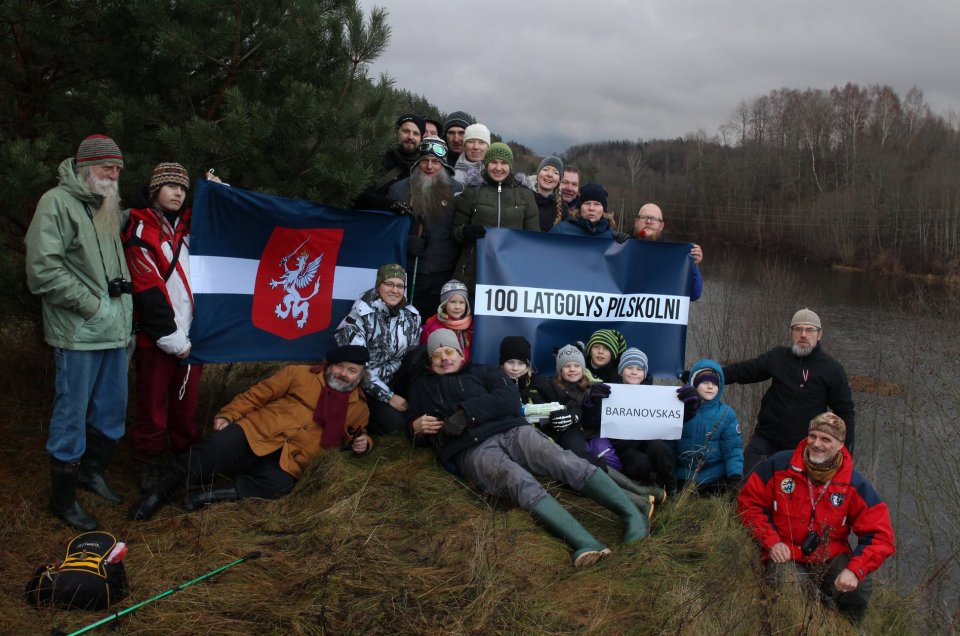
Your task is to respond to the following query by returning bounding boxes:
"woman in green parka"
[452,142,539,289]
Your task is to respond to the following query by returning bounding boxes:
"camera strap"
[805,477,832,532]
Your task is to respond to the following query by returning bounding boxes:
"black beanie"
[499,336,531,365]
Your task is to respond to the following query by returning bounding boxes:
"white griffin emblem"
[269,239,322,328]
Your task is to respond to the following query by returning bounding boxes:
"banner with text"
[188,179,410,363]
[600,385,683,440]
[473,229,692,377]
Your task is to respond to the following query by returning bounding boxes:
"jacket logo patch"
[780,478,795,494]
[830,493,845,507]
[253,228,342,339]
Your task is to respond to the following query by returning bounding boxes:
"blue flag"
[473,229,692,377]
[188,179,410,363]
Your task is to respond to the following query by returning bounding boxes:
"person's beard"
[410,169,454,222]
[83,169,122,238]
[325,366,363,393]
[791,343,815,357]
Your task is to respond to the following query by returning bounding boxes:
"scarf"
[314,383,351,449]
[803,448,843,484]
[438,314,472,350]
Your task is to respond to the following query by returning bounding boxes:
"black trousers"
[171,423,296,499]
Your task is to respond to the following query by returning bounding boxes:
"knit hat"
[484,142,513,168]
[791,308,822,329]
[395,113,426,135]
[537,156,564,179]
[424,117,442,134]
[443,110,473,134]
[413,135,454,174]
[326,345,369,365]
[148,162,190,200]
[427,328,463,356]
[76,134,124,168]
[618,347,648,375]
[556,344,586,374]
[579,183,608,211]
[692,368,720,388]
[586,328,627,359]
[809,412,846,442]
[499,336,531,365]
[464,123,491,144]
[376,263,406,287]
[438,279,470,315]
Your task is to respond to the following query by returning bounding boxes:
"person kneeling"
[129,345,372,520]
[408,329,648,568]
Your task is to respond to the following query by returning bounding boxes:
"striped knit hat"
[587,328,627,359]
[149,162,191,200]
[618,347,648,375]
[75,134,123,168]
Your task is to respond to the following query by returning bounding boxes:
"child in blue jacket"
[673,359,743,494]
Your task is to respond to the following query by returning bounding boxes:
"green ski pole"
[52,551,262,636]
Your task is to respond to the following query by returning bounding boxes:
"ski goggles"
[419,140,448,158]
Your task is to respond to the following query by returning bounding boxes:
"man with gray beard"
[25,134,133,530]
[722,309,855,477]
[388,136,464,317]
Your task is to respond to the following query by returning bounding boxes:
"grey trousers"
[765,553,872,622]
[459,426,597,510]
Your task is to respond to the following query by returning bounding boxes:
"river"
[686,244,959,627]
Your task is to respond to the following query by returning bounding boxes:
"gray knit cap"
[438,279,470,316]
[537,156,564,180]
[556,344,586,374]
[791,308,821,329]
[427,328,463,356]
[618,348,648,375]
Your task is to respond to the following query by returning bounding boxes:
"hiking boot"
[79,429,122,504]
[50,457,97,531]
[531,495,611,568]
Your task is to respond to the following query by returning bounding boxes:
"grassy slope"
[0,346,918,636]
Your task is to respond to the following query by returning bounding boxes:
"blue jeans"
[48,347,128,462]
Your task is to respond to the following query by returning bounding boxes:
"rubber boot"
[622,491,655,521]
[581,469,649,543]
[531,495,611,568]
[139,455,165,494]
[50,458,97,531]
[185,485,239,512]
[129,472,181,521]
[79,429,123,504]
[607,467,667,505]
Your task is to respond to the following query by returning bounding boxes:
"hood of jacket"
[57,158,102,207]
[690,358,726,409]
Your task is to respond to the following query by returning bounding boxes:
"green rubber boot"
[582,469,649,543]
[531,495,611,568]
[607,468,667,505]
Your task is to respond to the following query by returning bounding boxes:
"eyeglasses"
[791,326,820,335]
[419,140,448,157]
[637,215,663,224]
[380,281,405,291]
[430,347,459,360]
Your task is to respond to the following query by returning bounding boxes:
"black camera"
[107,278,133,298]
[800,531,822,556]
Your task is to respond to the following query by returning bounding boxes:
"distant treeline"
[563,85,960,277]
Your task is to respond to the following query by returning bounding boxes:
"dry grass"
[0,323,921,636]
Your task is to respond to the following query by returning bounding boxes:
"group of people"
[24,129,894,625]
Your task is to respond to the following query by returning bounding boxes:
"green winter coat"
[25,158,133,350]
[452,175,540,287]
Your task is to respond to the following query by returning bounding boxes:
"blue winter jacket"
[549,215,615,238]
[672,359,743,485]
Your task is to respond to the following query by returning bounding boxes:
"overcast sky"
[359,0,960,155]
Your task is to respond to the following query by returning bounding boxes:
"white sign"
[600,384,683,440]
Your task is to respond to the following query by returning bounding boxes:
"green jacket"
[25,158,133,350]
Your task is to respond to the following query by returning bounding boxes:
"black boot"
[185,485,239,512]
[129,473,181,521]
[79,429,122,504]
[50,458,97,531]
[139,455,165,494]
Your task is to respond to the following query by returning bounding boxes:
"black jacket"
[722,343,855,451]
[407,362,527,466]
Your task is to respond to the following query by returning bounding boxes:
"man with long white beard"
[25,134,133,531]
[388,136,464,317]
[722,309,856,476]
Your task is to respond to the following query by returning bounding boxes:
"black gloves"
[676,383,700,421]
[614,231,630,244]
[548,409,575,432]
[443,410,468,436]
[390,201,413,216]
[583,382,611,407]
[462,225,487,241]
[406,234,428,257]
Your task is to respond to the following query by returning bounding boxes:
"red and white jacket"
[122,207,194,356]
[737,440,895,580]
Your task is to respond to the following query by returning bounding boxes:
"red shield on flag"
[252,227,343,339]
